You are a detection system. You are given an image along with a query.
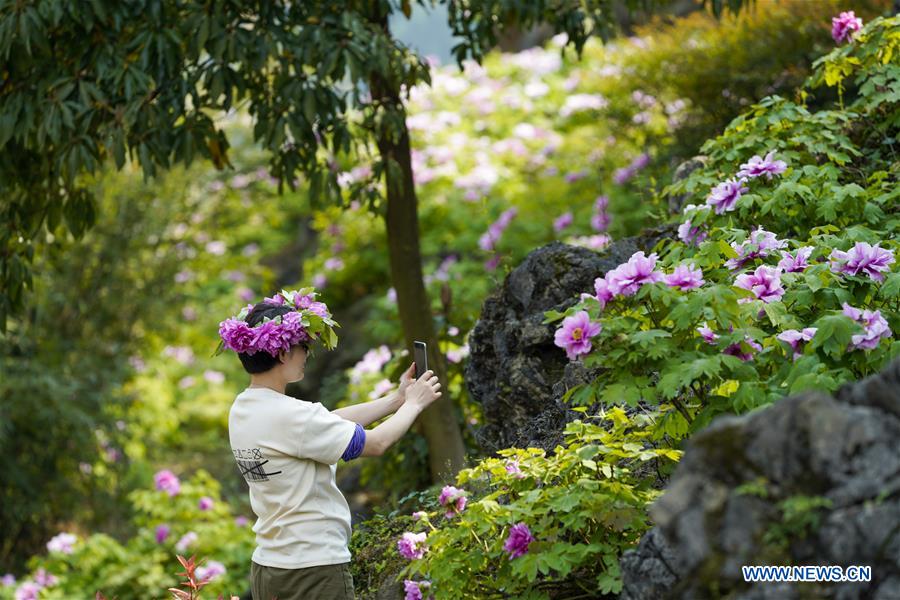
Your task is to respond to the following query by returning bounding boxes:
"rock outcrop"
[465,226,676,456]
[620,358,900,600]
[666,156,708,215]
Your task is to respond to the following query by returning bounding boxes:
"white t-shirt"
[228,386,358,568]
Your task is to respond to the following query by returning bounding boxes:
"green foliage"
[762,495,834,554]
[393,408,680,599]
[552,14,900,440]
[4,2,890,594]
[0,471,253,600]
[0,166,203,572]
[622,0,887,159]
[349,488,443,597]
[0,0,757,332]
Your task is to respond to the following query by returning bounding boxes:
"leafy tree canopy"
[0,0,745,332]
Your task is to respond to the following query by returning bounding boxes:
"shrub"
[392,409,681,598]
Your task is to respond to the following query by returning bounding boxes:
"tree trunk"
[367,13,468,485]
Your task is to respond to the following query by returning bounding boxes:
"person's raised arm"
[361,369,441,457]
[332,362,416,427]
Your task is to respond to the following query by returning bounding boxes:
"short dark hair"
[237,302,310,374]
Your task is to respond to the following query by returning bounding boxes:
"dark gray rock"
[620,359,900,600]
[667,156,708,215]
[465,226,677,456]
[370,566,404,600]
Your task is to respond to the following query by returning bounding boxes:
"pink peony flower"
[734,265,785,304]
[828,242,895,282]
[175,532,198,553]
[206,240,227,256]
[565,170,589,183]
[665,263,705,291]
[632,153,651,170]
[369,378,395,400]
[478,232,495,252]
[403,580,433,600]
[218,318,254,354]
[46,533,77,555]
[154,470,181,496]
[324,257,344,271]
[832,11,863,44]
[505,459,526,479]
[725,227,787,270]
[438,485,468,518]
[553,212,574,233]
[14,582,41,600]
[250,319,287,356]
[203,370,225,384]
[678,218,707,246]
[605,251,665,296]
[446,344,470,364]
[293,293,314,309]
[736,151,787,179]
[778,247,814,273]
[198,497,214,511]
[1,574,15,587]
[777,328,817,360]
[503,523,535,559]
[554,311,603,361]
[33,569,57,587]
[438,485,462,506]
[706,179,748,214]
[163,345,196,365]
[593,276,615,307]
[397,532,428,560]
[497,207,518,227]
[591,211,610,232]
[449,495,467,517]
[480,208,518,253]
[569,234,611,251]
[613,166,635,185]
[235,516,250,527]
[560,93,608,116]
[842,303,892,351]
[155,524,170,544]
[195,560,226,582]
[411,511,428,521]
[697,323,719,345]
[723,336,763,361]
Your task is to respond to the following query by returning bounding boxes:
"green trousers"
[250,561,356,600]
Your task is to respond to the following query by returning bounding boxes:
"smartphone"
[413,341,428,379]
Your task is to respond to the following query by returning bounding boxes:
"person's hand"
[405,369,441,412]
[397,362,416,399]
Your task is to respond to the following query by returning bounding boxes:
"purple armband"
[341,423,366,461]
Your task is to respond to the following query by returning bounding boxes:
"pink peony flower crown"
[215,288,340,358]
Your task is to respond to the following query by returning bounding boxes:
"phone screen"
[414,341,428,379]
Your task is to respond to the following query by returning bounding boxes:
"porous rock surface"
[620,358,900,600]
[465,225,676,456]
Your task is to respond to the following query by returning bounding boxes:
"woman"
[218,288,441,599]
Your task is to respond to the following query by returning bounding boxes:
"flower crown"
[215,288,340,358]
